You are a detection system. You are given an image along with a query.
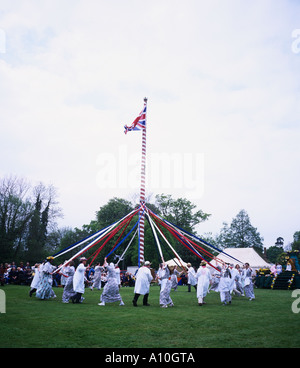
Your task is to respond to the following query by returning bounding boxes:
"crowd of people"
[1,257,257,308]
[270,262,283,275]
[0,262,34,286]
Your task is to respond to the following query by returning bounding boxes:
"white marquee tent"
[165,258,187,271]
[210,248,272,270]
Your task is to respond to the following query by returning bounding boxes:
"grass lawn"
[0,284,299,348]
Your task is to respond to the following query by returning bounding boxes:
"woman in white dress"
[90,262,103,291]
[159,263,174,308]
[218,264,232,305]
[71,257,87,304]
[210,265,221,292]
[98,258,124,306]
[186,263,197,292]
[36,257,57,300]
[233,264,244,296]
[170,266,181,291]
[156,263,163,288]
[29,263,41,297]
[242,263,255,301]
[62,261,76,303]
[60,261,68,288]
[195,261,212,306]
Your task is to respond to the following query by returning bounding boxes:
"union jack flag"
[124,101,147,134]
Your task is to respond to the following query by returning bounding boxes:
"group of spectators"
[120,272,136,287]
[0,262,33,286]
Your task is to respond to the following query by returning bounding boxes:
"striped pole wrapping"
[138,98,147,266]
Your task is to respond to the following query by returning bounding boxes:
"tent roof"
[211,248,271,269]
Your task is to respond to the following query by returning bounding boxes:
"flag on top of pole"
[124,98,147,134]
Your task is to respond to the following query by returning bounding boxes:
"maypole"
[124,97,148,267]
[138,97,147,266]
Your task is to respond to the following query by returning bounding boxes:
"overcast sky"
[1,0,300,249]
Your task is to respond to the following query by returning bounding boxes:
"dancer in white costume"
[36,257,56,300]
[156,263,163,288]
[62,261,76,303]
[29,263,41,297]
[242,263,255,301]
[90,262,103,291]
[132,261,153,306]
[228,264,242,296]
[71,257,87,303]
[195,261,212,306]
[170,265,182,291]
[159,263,174,308]
[98,258,124,306]
[218,264,232,305]
[210,265,221,292]
[186,263,197,292]
[234,264,244,296]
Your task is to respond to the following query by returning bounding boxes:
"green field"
[0,284,299,348]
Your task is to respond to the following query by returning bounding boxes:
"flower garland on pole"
[287,273,295,289]
[271,274,278,289]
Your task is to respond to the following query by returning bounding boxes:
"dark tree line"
[0,176,62,263]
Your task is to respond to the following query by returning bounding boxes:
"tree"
[0,176,33,260]
[82,197,137,265]
[154,194,210,232]
[275,237,284,247]
[26,183,62,263]
[153,194,211,266]
[266,246,284,264]
[46,226,83,260]
[217,209,264,250]
[292,231,300,251]
[0,176,62,262]
[26,193,43,262]
[96,197,134,228]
